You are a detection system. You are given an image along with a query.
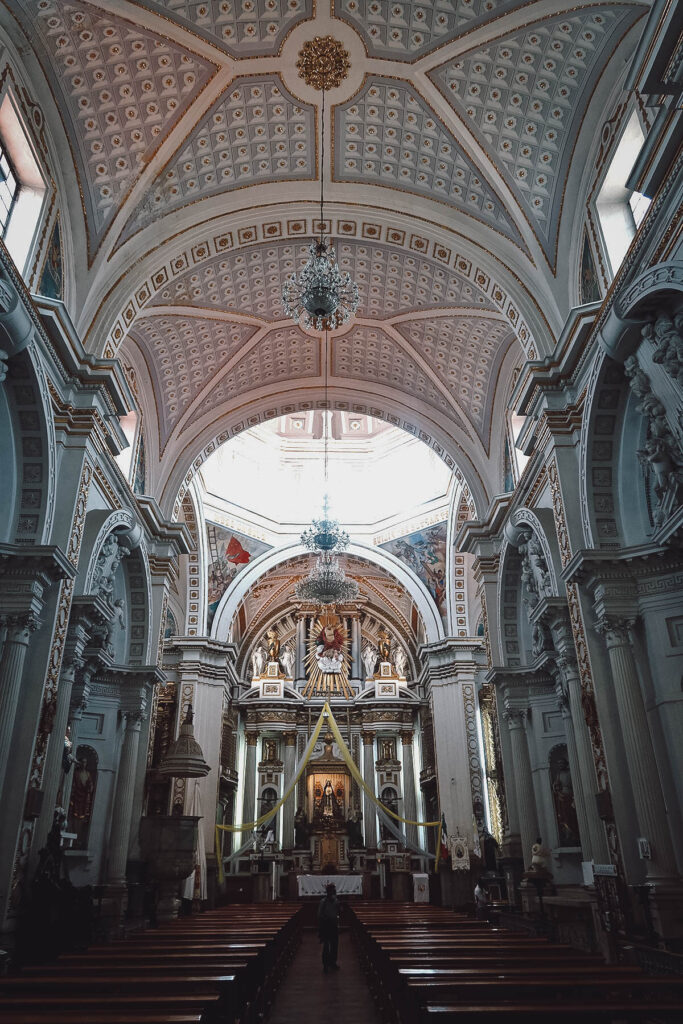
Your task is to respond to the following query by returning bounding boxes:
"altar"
[297,874,363,896]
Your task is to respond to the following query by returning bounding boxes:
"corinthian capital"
[595,616,634,648]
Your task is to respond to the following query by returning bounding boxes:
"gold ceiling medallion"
[296,36,351,91]
[302,611,352,699]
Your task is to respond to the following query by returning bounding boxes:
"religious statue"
[251,645,266,678]
[394,645,407,678]
[262,738,278,763]
[315,779,342,821]
[380,737,396,762]
[68,758,95,848]
[529,836,551,873]
[280,645,294,678]
[551,755,580,846]
[377,627,392,663]
[294,806,309,848]
[316,621,344,674]
[266,628,280,664]
[346,805,363,847]
[362,643,378,679]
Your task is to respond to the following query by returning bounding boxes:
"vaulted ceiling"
[8,0,647,512]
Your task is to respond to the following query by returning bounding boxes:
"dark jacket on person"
[317,893,339,935]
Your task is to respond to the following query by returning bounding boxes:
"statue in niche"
[379,737,397,762]
[527,534,551,595]
[550,750,580,846]
[68,752,96,848]
[362,643,378,679]
[262,738,278,763]
[251,646,266,678]
[519,528,551,608]
[280,644,294,678]
[294,807,309,848]
[346,805,363,847]
[315,779,343,822]
[266,628,280,664]
[377,627,392,663]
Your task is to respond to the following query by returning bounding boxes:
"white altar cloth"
[297,874,363,896]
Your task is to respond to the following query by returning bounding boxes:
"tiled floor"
[269,929,381,1024]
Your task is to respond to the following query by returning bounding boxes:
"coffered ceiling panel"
[126,314,256,445]
[121,75,315,242]
[394,315,515,447]
[334,0,520,60]
[139,0,313,57]
[148,237,496,318]
[332,325,458,421]
[429,4,644,265]
[335,77,526,249]
[181,325,321,431]
[19,0,216,253]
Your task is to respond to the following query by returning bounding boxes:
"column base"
[98,882,128,940]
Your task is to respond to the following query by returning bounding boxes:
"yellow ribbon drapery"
[215,702,444,882]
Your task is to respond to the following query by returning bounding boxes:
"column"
[401,731,418,847]
[282,731,297,848]
[597,617,678,881]
[556,684,594,859]
[351,615,362,680]
[295,617,306,684]
[558,654,610,863]
[107,711,145,885]
[362,731,377,849]
[0,613,39,797]
[504,708,539,867]
[242,731,259,828]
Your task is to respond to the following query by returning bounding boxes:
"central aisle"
[268,929,381,1024]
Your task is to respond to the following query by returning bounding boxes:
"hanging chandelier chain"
[320,87,325,247]
[324,328,329,492]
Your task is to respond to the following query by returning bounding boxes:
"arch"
[162,387,492,525]
[211,541,445,648]
[508,508,563,598]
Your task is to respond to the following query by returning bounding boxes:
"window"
[596,110,651,276]
[0,91,47,276]
[0,142,18,233]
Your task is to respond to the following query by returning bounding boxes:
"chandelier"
[296,552,358,605]
[296,329,359,606]
[282,37,359,331]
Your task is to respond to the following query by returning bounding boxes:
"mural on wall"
[38,216,63,300]
[580,231,601,304]
[133,432,146,495]
[207,523,271,628]
[380,522,448,624]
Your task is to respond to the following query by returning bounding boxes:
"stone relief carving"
[0,348,7,383]
[624,354,683,526]
[518,527,552,609]
[91,533,131,602]
[643,312,683,387]
[531,620,552,658]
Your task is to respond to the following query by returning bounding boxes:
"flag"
[439,813,450,864]
[226,535,251,564]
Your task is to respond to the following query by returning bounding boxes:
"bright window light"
[0,93,47,277]
[596,110,648,276]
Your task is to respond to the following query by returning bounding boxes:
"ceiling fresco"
[10,0,646,507]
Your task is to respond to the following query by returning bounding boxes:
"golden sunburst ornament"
[302,611,352,699]
[296,36,351,91]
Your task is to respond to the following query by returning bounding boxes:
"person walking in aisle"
[317,882,340,973]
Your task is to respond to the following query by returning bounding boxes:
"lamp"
[282,37,359,331]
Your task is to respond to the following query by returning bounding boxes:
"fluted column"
[558,654,609,863]
[0,613,39,797]
[242,731,259,827]
[107,711,145,885]
[282,731,297,848]
[597,617,678,881]
[362,730,377,848]
[401,731,418,846]
[504,709,539,867]
[555,682,593,858]
[295,618,306,684]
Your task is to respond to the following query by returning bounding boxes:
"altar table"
[297,874,363,896]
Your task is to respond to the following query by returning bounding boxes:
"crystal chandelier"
[282,38,359,331]
[296,330,358,606]
[295,552,358,605]
[300,494,349,553]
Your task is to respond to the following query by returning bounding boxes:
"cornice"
[0,543,75,583]
[563,542,683,585]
